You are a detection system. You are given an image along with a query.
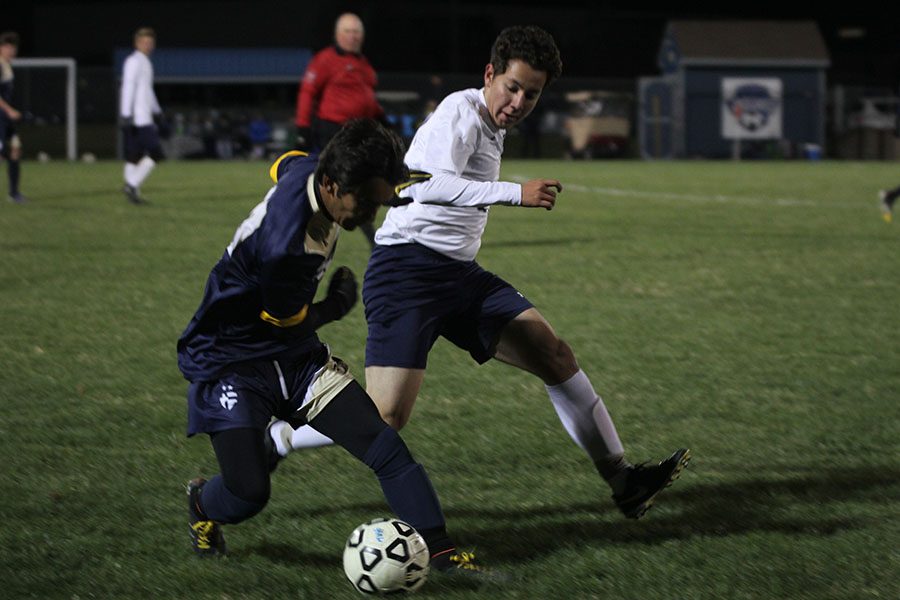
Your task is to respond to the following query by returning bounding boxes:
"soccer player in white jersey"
[271,26,690,520]
[119,27,163,205]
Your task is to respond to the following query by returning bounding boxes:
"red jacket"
[294,46,384,127]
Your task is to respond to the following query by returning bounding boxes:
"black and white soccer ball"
[343,518,430,594]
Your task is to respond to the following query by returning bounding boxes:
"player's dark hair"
[490,26,562,86]
[315,119,408,206]
[0,32,20,47]
[134,27,156,41]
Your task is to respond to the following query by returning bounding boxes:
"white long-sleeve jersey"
[119,50,160,126]
[375,88,522,261]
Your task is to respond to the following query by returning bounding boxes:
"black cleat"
[430,550,508,583]
[187,478,226,557]
[613,448,691,519]
[7,193,27,204]
[123,184,148,205]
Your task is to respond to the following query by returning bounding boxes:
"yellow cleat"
[187,478,227,557]
[879,190,893,223]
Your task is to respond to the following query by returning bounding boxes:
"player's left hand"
[326,266,358,319]
[521,179,562,210]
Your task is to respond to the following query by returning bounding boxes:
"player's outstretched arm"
[521,179,562,210]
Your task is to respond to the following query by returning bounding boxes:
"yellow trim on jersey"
[394,170,432,195]
[260,305,309,328]
[269,150,308,183]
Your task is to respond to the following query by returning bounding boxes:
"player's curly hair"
[315,119,408,206]
[490,26,562,86]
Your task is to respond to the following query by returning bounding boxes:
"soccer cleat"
[879,190,893,223]
[123,184,148,205]
[7,193,27,204]
[430,549,508,583]
[613,448,691,519]
[187,478,226,557]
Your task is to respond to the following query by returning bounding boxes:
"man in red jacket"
[295,13,385,247]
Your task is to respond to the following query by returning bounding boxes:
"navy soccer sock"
[202,427,272,524]
[363,426,446,533]
[199,475,267,524]
[308,382,452,554]
[8,159,20,195]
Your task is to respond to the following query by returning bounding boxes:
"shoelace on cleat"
[191,520,217,549]
[449,551,484,571]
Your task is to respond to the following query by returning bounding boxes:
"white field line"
[508,174,863,209]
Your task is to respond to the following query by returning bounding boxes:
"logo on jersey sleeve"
[304,211,339,261]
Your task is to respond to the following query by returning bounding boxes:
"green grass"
[1,159,898,599]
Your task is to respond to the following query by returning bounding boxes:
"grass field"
[1,158,898,599]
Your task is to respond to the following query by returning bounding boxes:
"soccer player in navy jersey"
[177,120,484,575]
[0,32,26,204]
[273,26,690,521]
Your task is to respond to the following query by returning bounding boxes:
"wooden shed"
[639,20,830,158]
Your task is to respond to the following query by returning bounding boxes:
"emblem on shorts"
[219,384,238,411]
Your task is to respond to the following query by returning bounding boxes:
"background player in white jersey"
[272,26,690,520]
[0,32,26,204]
[119,27,163,205]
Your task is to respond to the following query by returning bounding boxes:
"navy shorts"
[186,345,329,437]
[123,124,164,163]
[363,243,533,369]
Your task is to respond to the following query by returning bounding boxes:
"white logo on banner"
[721,78,783,139]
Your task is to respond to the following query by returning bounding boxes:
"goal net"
[9,58,77,160]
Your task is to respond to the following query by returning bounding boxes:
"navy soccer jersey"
[0,57,13,133]
[177,152,339,381]
[0,59,12,107]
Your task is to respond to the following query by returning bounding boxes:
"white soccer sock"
[124,163,139,187]
[290,424,335,450]
[132,156,156,189]
[546,369,625,464]
[269,420,335,455]
[269,420,294,457]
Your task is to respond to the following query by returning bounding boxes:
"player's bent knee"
[203,474,270,525]
[378,408,410,431]
[226,491,268,523]
[231,478,271,507]
[544,338,578,384]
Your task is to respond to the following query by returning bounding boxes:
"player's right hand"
[326,266,358,319]
[295,126,312,151]
[521,179,562,210]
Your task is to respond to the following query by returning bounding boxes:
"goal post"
[10,57,77,161]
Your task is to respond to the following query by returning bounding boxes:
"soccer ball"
[343,518,430,594]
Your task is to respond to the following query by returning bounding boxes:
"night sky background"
[4,1,899,89]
